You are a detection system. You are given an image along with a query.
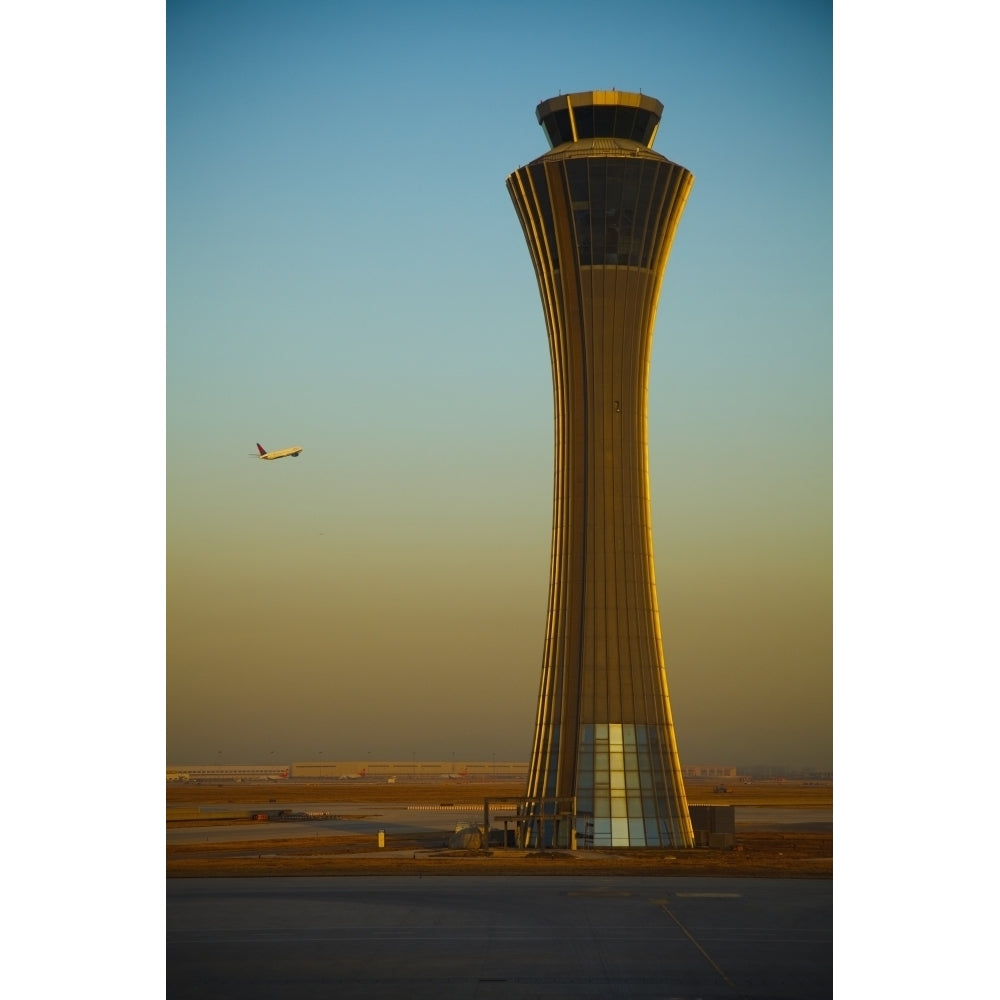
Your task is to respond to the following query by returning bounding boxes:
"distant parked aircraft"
[255,442,303,461]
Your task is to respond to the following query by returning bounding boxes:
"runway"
[167,875,831,999]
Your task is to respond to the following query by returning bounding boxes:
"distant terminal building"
[289,760,529,780]
[740,765,832,781]
[682,765,738,779]
[166,762,528,782]
[166,764,290,782]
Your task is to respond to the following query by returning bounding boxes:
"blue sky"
[165,0,833,767]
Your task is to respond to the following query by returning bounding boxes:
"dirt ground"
[167,779,832,879]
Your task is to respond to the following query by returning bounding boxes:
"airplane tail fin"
[256,443,267,456]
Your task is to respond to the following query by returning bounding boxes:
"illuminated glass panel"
[593,818,612,846]
[575,722,692,846]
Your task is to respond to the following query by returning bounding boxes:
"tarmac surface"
[167,874,832,999]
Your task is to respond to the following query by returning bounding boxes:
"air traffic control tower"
[507,91,695,848]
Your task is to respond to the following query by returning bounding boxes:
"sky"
[165,0,832,769]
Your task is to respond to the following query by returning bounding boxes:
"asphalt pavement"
[167,874,831,999]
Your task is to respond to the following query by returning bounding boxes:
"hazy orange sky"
[167,0,831,769]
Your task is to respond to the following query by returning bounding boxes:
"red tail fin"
[256,443,267,456]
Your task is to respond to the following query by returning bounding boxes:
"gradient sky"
[167,0,832,768]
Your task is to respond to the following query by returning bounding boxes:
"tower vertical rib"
[507,90,695,848]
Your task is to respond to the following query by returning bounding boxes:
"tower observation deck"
[507,90,694,848]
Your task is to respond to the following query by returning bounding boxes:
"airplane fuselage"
[258,445,303,460]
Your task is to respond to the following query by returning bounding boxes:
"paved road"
[167,875,831,999]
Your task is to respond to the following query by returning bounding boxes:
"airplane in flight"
[255,442,303,461]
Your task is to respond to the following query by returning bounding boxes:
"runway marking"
[675,892,742,899]
[657,901,745,998]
